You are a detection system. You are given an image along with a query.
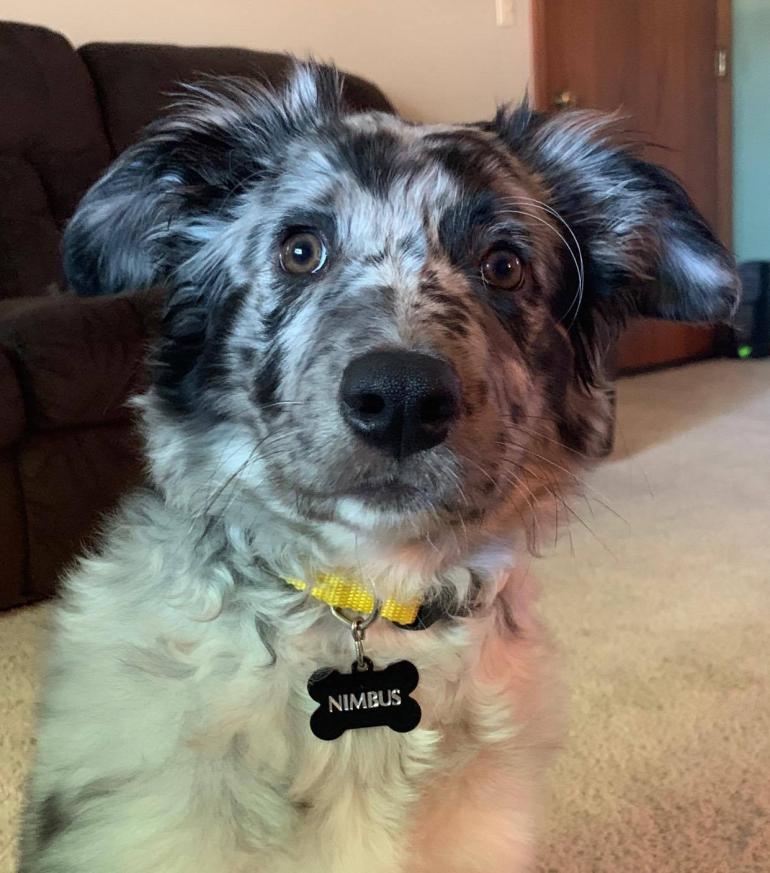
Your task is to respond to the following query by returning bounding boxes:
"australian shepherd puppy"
[20,64,739,873]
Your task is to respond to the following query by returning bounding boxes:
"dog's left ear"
[492,107,741,323]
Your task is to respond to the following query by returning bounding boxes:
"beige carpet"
[1,359,769,872]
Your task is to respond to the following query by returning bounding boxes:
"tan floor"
[1,359,769,872]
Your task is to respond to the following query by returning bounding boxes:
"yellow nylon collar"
[283,573,421,627]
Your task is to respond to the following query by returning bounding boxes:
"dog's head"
[65,64,739,565]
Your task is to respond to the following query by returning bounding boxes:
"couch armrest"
[0,289,163,430]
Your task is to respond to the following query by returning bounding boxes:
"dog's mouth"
[289,473,438,514]
[264,434,482,522]
[340,478,423,506]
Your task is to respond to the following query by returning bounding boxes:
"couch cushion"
[0,290,162,430]
[78,42,394,153]
[0,22,112,300]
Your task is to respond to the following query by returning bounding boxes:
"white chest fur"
[29,533,558,873]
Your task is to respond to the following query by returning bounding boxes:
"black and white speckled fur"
[21,64,739,873]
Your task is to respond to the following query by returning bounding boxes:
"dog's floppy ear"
[63,63,343,296]
[493,106,741,323]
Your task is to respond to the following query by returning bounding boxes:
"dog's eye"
[480,248,525,290]
[280,231,327,275]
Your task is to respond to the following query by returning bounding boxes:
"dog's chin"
[332,474,476,538]
[285,472,453,533]
[334,493,436,534]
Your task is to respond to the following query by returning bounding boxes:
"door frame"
[715,0,733,248]
[530,0,734,248]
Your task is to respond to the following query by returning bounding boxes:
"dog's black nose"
[340,351,461,459]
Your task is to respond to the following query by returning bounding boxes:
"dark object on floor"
[719,262,770,359]
[0,21,392,610]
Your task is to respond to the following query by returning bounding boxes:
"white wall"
[733,0,770,261]
[3,0,532,123]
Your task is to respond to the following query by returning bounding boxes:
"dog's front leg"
[405,743,542,873]
[405,611,559,873]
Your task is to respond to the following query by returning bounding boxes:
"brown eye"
[480,248,525,289]
[280,231,327,275]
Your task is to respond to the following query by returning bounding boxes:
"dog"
[19,62,740,873]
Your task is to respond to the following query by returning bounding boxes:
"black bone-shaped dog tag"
[307,659,421,741]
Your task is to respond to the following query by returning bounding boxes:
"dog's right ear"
[64,63,344,296]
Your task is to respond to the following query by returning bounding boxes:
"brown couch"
[0,21,392,610]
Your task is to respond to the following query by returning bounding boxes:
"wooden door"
[532,0,733,371]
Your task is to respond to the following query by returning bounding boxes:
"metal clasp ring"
[331,600,381,671]
[330,600,381,631]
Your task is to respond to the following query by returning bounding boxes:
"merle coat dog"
[20,64,739,873]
